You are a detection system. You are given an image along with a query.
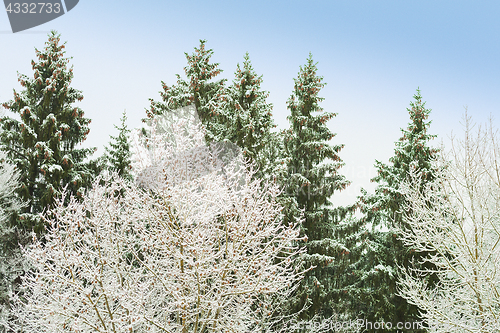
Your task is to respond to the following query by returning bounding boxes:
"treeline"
[0,31,498,332]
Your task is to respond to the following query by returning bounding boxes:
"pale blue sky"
[1,1,499,206]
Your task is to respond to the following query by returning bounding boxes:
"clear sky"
[1,1,499,207]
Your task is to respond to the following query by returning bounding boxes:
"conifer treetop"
[183,39,227,124]
[353,89,440,328]
[0,30,95,232]
[184,39,222,87]
[279,53,350,321]
[284,53,349,198]
[372,88,439,189]
[145,40,227,143]
[225,52,275,166]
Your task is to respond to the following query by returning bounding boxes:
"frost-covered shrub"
[399,113,500,333]
[0,149,26,331]
[8,108,306,332]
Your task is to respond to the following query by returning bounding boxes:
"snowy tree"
[104,110,133,182]
[146,40,228,143]
[0,149,26,329]
[354,89,439,330]
[7,107,308,333]
[222,52,277,179]
[145,46,281,185]
[280,54,350,321]
[0,31,96,234]
[398,112,500,333]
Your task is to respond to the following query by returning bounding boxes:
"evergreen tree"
[145,44,281,183]
[281,54,350,320]
[146,40,227,143]
[354,89,439,331]
[0,31,96,234]
[224,52,277,179]
[104,110,132,182]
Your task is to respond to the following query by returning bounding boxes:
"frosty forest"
[0,31,499,332]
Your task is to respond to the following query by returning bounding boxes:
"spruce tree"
[146,40,227,143]
[145,44,282,183]
[0,31,96,234]
[224,52,277,179]
[104,110,132,182]
[281,54,350,320]
[355,89,439,331]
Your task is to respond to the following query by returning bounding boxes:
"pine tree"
[0,31,96,234]
[104,110,132,182]
[355,89,439,331]
[146,40,227,143]
[281,54,350,320]
[224,52,278,179]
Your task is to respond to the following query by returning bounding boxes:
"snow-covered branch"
[398,111,500,333]
[9,107,307,332]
